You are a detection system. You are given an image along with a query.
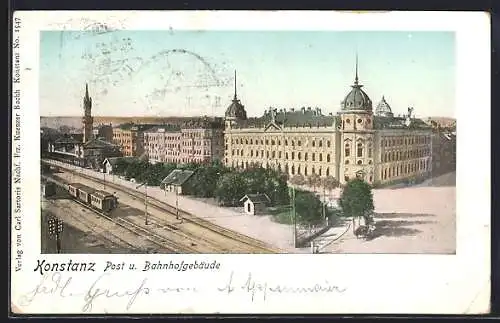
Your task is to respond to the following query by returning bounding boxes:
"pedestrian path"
[313,221,353,253]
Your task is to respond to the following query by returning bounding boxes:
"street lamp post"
[290,186,297,248]
[136,182,149,225]
[175,186,182,223]
[48,216,64,253]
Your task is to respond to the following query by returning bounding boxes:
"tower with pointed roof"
[82,83,94,143]
[338,55,375,184]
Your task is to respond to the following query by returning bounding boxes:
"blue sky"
[40,30,455,118]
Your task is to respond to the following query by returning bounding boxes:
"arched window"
[319,140,323,147]
[305,167,308,176]
[319,168,322,176]
[297,165,301,175]
[345,143,350,157]
[298,152,301,160]
[286,152,288,159]
[292,152,295,160]
[357,142,363,157]
[368,143,373,158]
[326,167,330,176]
[319,154,323,162]
[327,154,331,162]
[312,140,316,147]
[305,153,308,161]
[291,165,295,175]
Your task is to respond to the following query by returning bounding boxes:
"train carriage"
[90,190,118,213]
[68,183,96,204]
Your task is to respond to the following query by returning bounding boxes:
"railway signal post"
[48,216,64,253]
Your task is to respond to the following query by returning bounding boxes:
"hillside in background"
[40,116,221,129]
[423,117,456,128]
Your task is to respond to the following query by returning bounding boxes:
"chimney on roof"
[301,107,306,113]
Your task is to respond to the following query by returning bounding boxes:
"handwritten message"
[18,270,347,313]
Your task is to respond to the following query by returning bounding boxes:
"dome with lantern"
[375,95,394,117]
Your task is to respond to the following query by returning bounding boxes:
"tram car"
[67,183,118,213]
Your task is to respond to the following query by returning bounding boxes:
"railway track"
[43,176,196,253]
[44,198,142,252]
[43,160,281,253]
[44,175,219,253]
[70,198,188,253]
[132,213,225,253]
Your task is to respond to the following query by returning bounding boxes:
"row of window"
[345,142,373,158]
[382,159,429,180]
[230,149,334,162]
[229,138,332,148]
[227,159,333,177]
[147,141,210,147]
[382,136,430,148]
[343,118,371,125]
[383,149,430,163]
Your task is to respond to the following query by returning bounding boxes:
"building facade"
[93,124,114,143]
[223,66,433,186]
[431,130,456,176]
[112,123,157,157]
[143,118,225,165]
[144,125,182,164]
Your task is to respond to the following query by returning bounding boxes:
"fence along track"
[44,161,281,253]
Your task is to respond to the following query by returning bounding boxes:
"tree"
[185,163,228,197]
[290,174,306,187]
[307,173,321,192]
[338,178,374,232]
[215,172,247,206]
[322,176,339,194]
[294,190,323,224]
[113,158,131,176]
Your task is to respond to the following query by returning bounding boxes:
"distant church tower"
[82,83,94,143]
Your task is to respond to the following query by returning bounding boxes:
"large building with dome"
[223,63,433,186]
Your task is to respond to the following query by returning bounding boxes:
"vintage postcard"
[11,11,490,314]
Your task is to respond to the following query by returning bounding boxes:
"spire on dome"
[354,53,359,85]
[233,70,237,100]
